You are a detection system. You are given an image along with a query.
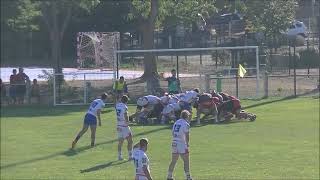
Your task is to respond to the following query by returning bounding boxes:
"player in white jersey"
[130,95,163,124]
[71,93,108,149]
[160,94,179,106]
[132,138,153,180]
[180,88,199,112]
[116,95,133,160]
[161,102,182,124]
[167,110,192,180]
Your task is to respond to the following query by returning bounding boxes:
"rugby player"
[71,93,108,149]
[115,95,133,160]
[167,110,192,180]
[195,93,219,124]
[132,138,153,180]
[179,88,200,112]
[130,95,163,124]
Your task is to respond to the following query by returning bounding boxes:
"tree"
[245,0,296,40]
[128,0,216,93]
[6,0,99,74]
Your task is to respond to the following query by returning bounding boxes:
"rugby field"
[1,97,319,179]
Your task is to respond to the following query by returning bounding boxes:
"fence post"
[264,71,268,98]
[236,75,239,97]
[205,74,210,92]
[53,69,56,106]
[293,45,297,97]
[84,74,87,104]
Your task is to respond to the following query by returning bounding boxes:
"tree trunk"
[140,0,161,95]
[141,23,160,94]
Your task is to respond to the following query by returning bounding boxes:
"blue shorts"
[84,113,97,125]
[180,101,192,112]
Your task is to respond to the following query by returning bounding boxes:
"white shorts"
[171,141,189,154]
[117,126,132,139]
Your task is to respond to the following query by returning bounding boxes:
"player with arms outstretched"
[116,95,133,160]
[167,110,192,180]
[71,93,108,149]
[132,138,153,180]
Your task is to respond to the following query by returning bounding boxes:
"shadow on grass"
[80,160,129,173]
[0,126,170,170]
[243,96,295,110]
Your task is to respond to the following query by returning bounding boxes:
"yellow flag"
[238,64,247,78]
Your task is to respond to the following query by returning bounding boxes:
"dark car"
[210,13,242,25]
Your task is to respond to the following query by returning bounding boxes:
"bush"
[299,48,319,68]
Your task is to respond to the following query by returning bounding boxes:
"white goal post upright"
[115,46,260,98]
[53,32,119,106]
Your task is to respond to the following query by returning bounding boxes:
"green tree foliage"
[4,0,99,73]
[1,0,40,31]
[127,0,217,93]
[245,0,297,38]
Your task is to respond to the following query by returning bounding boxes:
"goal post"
[115,46,261,98]
[53,32,119,106]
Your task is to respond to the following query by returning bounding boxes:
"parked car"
[286,20,307,38]
[208,13,244,35]
[209,13,242,25]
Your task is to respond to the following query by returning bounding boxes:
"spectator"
[113,76,128,102]
[164,69,181,94]
[16,67,30,104]
[9,69,18,104]
[0,79,8,105]
[30,79,40,104]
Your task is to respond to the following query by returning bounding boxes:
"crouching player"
[132,138,153,180]
[194,93,219,124]
[130,95,163,124]
[71,93,108,149]
[116,95,133,160]
[161,102,182,124]
[179,88,200,112]
[167,110,192,180]
[219,92,256,121]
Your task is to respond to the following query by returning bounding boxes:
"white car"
[286,21,307,38]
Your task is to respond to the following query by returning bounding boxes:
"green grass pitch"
[1,97,319,179]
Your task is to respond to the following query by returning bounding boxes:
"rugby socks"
[185,171,191,180]
[75,135,81,142]
[167,171,173,179]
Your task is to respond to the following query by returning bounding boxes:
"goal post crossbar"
[114,46,260,98]
[115,46,259,54]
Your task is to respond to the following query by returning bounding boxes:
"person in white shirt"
[179,88,199,112]
[71,93,108,149]
[161,102,182,124]
[160,94,179,106]
[130,95,163,124]
[132,138,153,180]
[167,110,192,180]
[116,95,133,160]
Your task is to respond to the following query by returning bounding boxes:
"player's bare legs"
[181,153,192,180]
[118,138,124,160]
[72,124,89,149]
[126,136,133,160]
[89,125,97,147]
[167,153,179,180]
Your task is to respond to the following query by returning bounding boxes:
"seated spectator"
[30,79,40,104]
